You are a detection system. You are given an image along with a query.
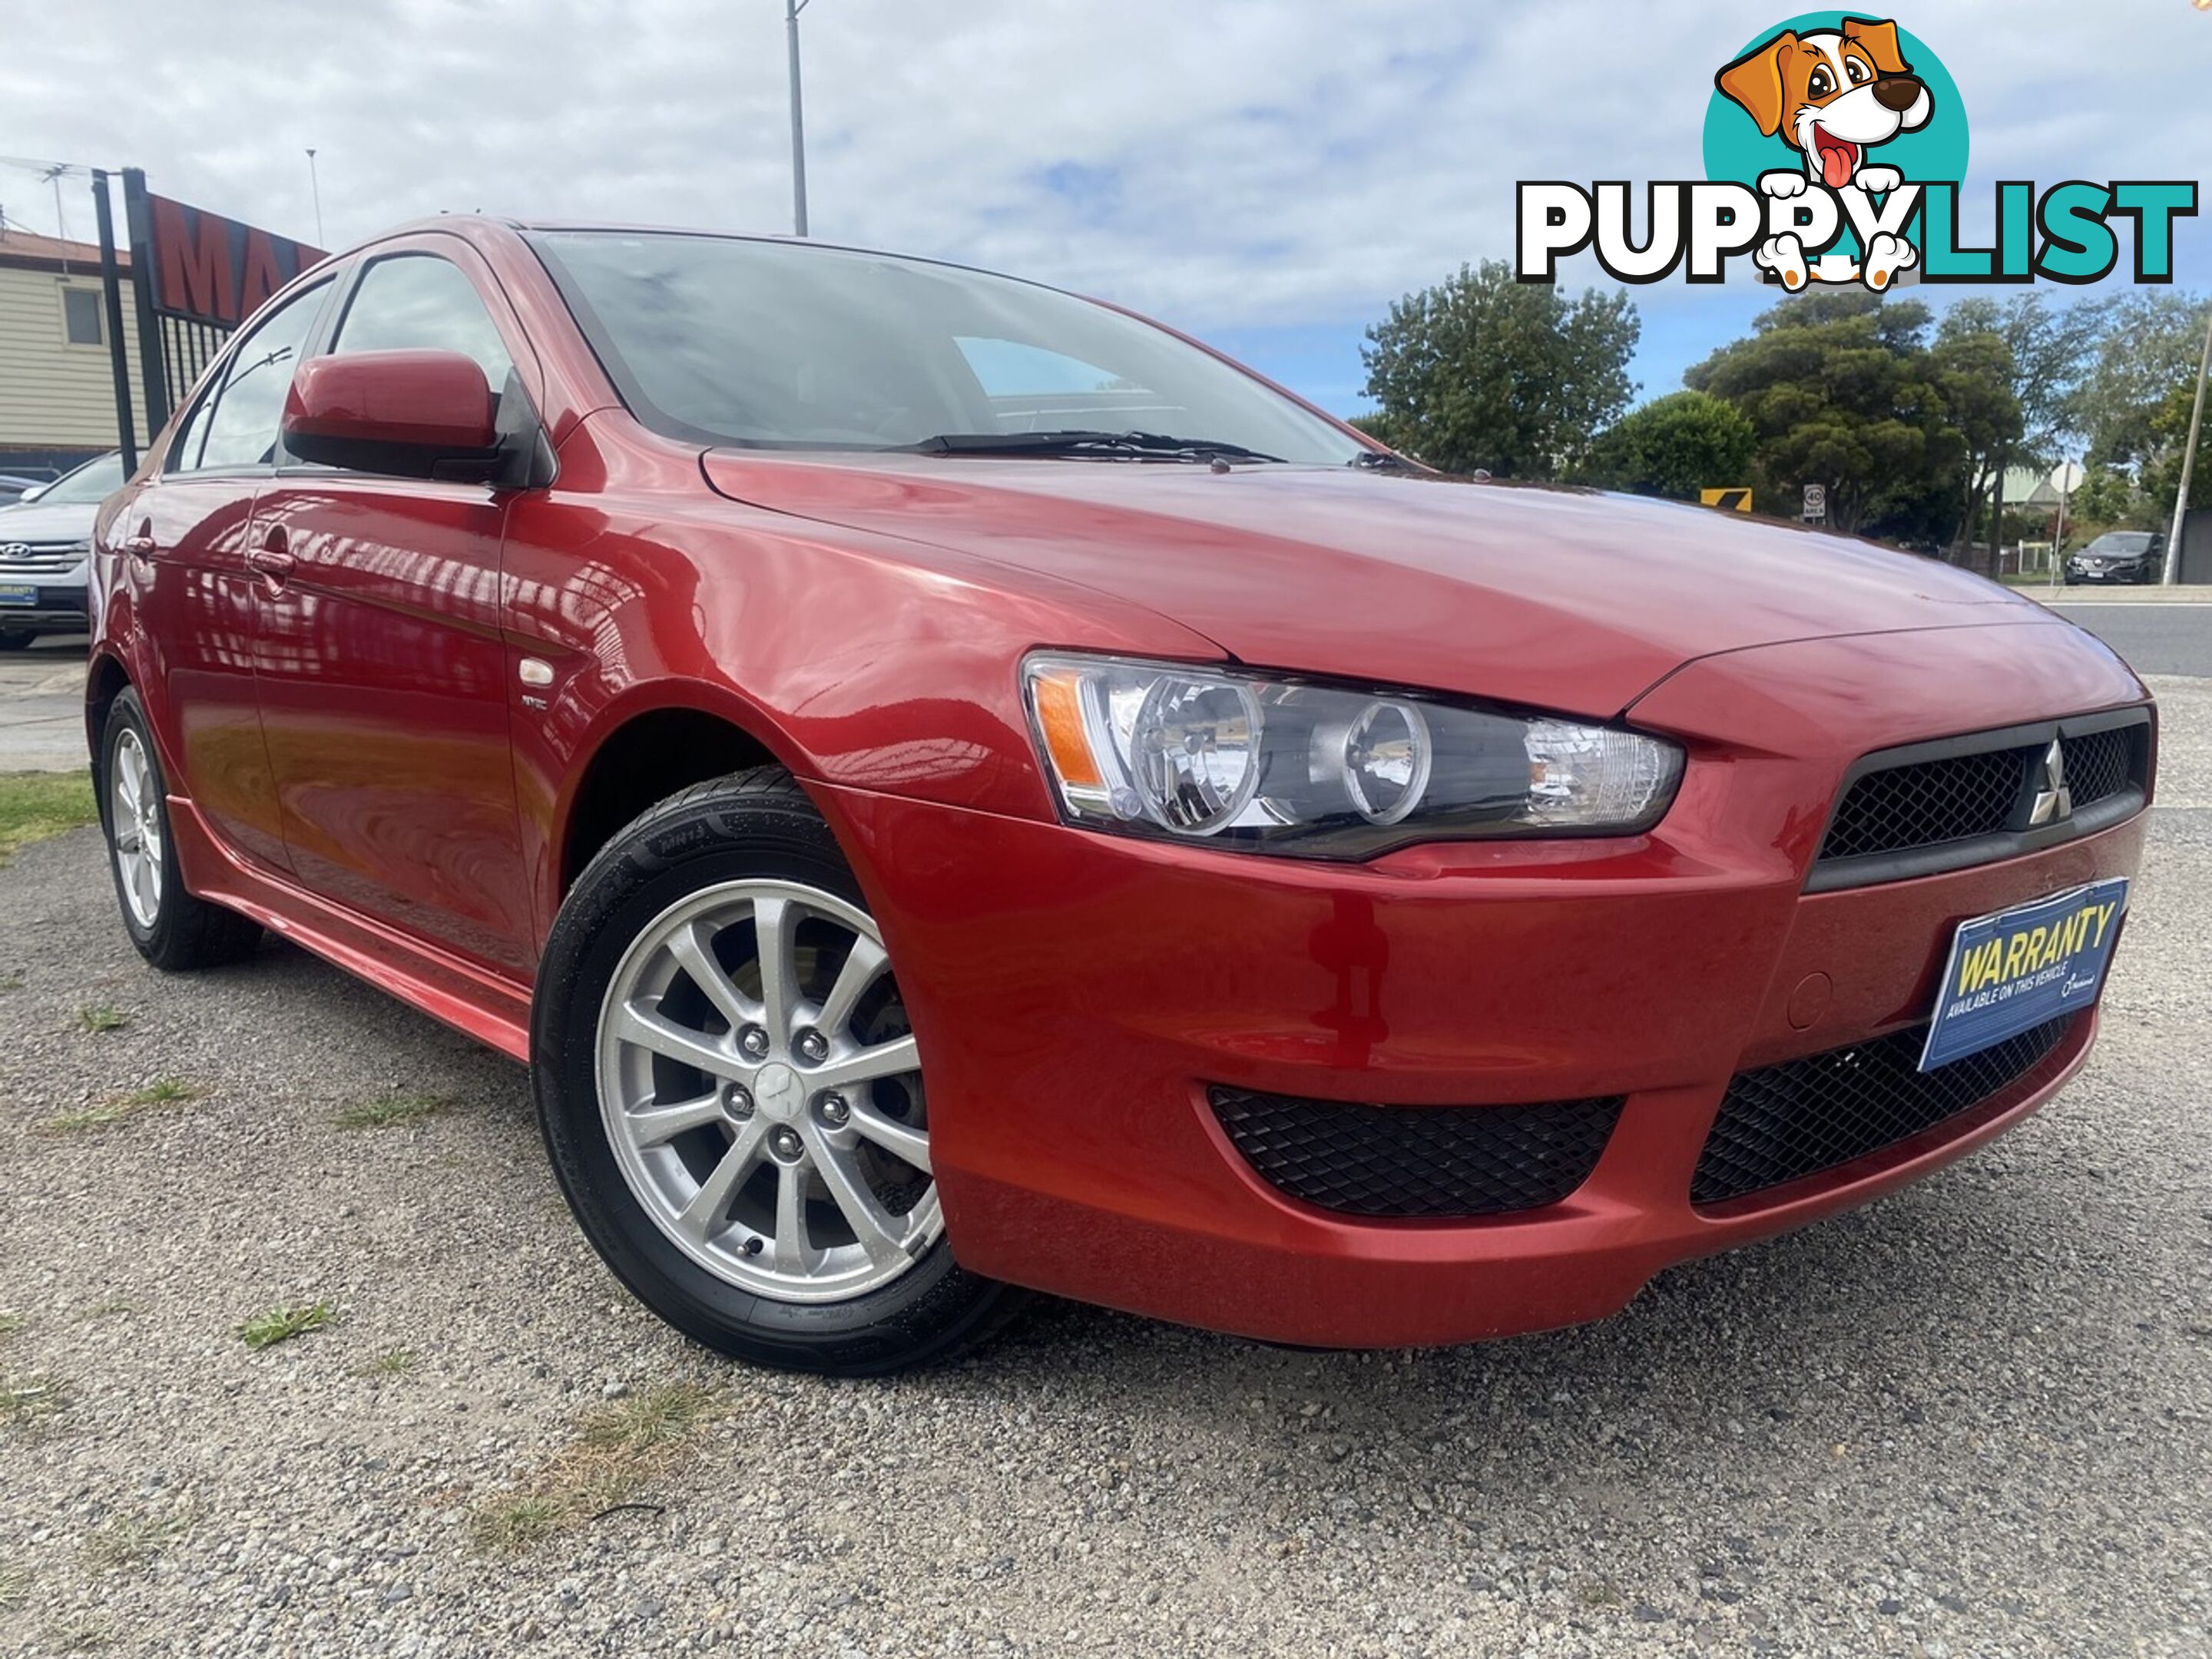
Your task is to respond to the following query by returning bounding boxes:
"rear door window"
[184,279,335,472]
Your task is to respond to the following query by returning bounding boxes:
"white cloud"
[1,0,2204,396]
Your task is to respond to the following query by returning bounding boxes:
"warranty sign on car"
[1922,878,2129,1071]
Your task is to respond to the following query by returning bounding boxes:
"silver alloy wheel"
[111,728,164,930]
[596,879,940,1303]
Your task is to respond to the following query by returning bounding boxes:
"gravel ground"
[1,682,2207,1658]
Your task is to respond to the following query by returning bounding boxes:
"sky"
[2,0,2207,416]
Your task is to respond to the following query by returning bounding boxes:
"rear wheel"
[99,688,263,969]
[532,767,1022,1375]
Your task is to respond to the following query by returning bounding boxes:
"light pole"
[2163,300,2212,586]
[305,147,325,247]
[786,0,810,237]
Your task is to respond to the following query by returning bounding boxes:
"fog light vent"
[1208,1087,1622,1218]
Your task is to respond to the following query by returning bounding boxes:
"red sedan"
[87,219,2153,1373]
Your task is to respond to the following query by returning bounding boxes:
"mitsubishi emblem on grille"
[2028,739,2071,826]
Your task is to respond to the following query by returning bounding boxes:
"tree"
[1576,391,1758,502]
[1938,293,2109,465]
[1359,260,1638,478]
[2140,369,2212,515]
[1686,291,1992,540]
[1925,327,2026,566]
[2074,291,2209,473]
[1935,293,2107,562]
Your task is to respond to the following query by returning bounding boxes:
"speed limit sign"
[1802,484,1827,522]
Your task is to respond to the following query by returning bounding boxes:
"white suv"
[0,451,121,648]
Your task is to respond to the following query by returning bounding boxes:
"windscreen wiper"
[906,430,1286,463]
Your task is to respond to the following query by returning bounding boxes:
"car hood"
[704,453,2058,718]
[0,498,99,545]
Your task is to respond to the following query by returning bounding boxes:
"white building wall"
[0,263,151,451]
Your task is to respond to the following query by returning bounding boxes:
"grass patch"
[1,1374,72,1428]
[77,1005,127,1035]
[468,1382,723,1553]
[0,772,98,868]
[0,1313,22,1341]
[35,1078,200,1135]
[335,1091,449,1131]
[237,1301,337,1351]
[83,1511,190,1574]
[0,969,22,992]
[0,1561,25,1611]
[357,1348,418,1379]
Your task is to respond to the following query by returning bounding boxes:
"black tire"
[531,766,1023,1376]
[98,688,263,971]
[0,627,35,651]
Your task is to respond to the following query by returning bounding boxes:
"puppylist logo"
[1518,13,2197,291]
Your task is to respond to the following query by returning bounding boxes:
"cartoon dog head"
[1716,17,1932,190]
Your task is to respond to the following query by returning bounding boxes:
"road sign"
[1700,488,1752,512]
[1803,483,1827,522]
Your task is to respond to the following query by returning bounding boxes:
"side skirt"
[166,794,532,1064]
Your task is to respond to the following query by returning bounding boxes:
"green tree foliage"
[1925,328,2026,561]
[1937,293,2109,465]
[2140,375,2212,515]
[2074,292,2210,474]
[1359,260,1637,478]
[1576,391,1758,502]
[1687,291,2008,542]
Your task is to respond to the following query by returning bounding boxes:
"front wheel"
[531,767,1022,1375]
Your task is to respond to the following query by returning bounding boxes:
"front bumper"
[0,582,88,634]
[819,621,2151,1348]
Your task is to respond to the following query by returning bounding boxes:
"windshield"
[30,452,124,506]
[527,231,1363,465]
[2085,532,2155,555]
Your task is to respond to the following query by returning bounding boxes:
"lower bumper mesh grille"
[1209,1087,1622,1218]
[1692,1014,2077,1206]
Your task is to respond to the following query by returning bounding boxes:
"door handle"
[246,534,296,588]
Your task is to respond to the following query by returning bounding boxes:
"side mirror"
[18,483,46,503]
[281,349,504,482]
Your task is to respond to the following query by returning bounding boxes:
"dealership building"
[0,225,151,478]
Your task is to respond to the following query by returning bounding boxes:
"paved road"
[2048,604,2212,677]
[1,682,2207,1657]
[0,634,89,773]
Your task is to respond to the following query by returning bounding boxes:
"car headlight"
[1022,652,1684,856]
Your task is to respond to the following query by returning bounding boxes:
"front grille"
[1691,1014,2076,1206]
[1820,747,2028,862]
[1811,714,2151,889]
[1209,1086,1622,1217]
[0,541,88,578]
[2059,727,2131,813]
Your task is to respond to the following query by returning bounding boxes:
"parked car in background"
[86,218,2154,1375]
[2065,530,2165,585]
[0,450,122,647]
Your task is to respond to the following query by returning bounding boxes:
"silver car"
[0,451,121,648]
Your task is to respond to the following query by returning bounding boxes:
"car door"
[118,276,338,875]
[250,239,538,976]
